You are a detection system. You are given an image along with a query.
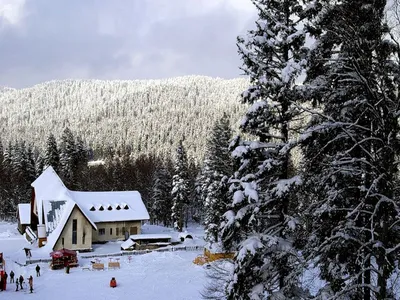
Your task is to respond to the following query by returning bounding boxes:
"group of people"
[0,264,40,293]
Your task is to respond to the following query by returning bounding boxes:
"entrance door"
[130,227,138,235]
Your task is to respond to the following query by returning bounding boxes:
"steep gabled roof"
[31,166,70,224]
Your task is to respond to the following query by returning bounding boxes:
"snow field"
[0,222,207,300]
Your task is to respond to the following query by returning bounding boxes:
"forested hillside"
[0,76,248,160]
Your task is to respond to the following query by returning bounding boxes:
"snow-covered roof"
[71,191,149,222]
[120,239,135,250]
[18,203,31,225]
[129,234,172,240]
[31,166,71,224]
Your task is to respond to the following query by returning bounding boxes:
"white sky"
[0,0,257,88]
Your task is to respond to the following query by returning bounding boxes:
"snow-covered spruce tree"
[59,127,76,187]
[220,1,307,299]
[0,141,11,220]
[202,113,233,247]
[43,133,60,173]
[171,140,190,232]
[10,141,36,203]
[73,136,89,190]
[35,153,44,177]
[187,157,201,224]
[150,164,173,226]
[301,0,400,299]
[1,141,16,218]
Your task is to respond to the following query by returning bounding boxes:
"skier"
[19,275,24,290]
[15,278,19,292]
[9,270,14,283]
[35,265,41,277]
[28,276,33,293]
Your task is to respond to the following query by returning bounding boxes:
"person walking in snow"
[28,276,33,293]
[15,278,19,291]
[9,270,14,283]
[0,274,3,291]
[35,265,40,277]
[19,275,24,290]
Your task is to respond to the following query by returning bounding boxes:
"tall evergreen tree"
[0,141,10,220]
[220,1,307,299]
[201,113,233,247]
[74,136,89,190]
[171,140,190,232]
[1,142,15,219]
[60,127,76,187]
[150,163,173,226]
[10,141,36,204]
[186,157,200,224]
[44,133,60,173]
[301,0,400,298]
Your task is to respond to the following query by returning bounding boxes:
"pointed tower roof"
[31,166,72,224]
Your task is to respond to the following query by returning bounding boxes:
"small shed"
[50,248,78,270]
[17,203,31,234]
[127,234,172,250]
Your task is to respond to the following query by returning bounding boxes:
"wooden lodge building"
[21,166,150,251]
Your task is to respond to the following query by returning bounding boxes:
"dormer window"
[107,205,113,211]
[124,205,129,210]
[90,206,95,211]
[116,205,121,210]
[99,206,104,211]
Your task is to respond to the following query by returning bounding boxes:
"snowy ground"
[0,222,207,299]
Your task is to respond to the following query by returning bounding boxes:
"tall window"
[82,232,86,244]
[110,228,113,235]
[99,228,105,235]
[72,219,77,244]
[116,228,119,236]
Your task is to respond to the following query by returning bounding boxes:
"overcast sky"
[0,0,256,88]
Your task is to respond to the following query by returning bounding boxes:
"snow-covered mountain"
[0,76,248,160]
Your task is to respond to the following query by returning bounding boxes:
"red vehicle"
[49,249,78,270]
